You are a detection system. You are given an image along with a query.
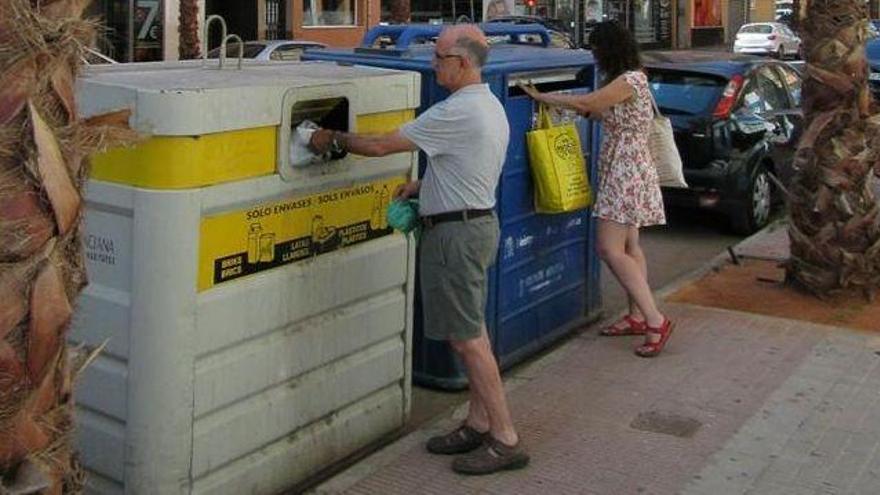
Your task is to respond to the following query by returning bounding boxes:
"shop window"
[88,0,163,62]
[693,0,722,27]
[134,0,163,61]
[303,0,357,26]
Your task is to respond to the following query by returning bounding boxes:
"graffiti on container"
[85,234,116,266]
[517,261,566,298]
[565,216,584,230]
[501,234,536,260]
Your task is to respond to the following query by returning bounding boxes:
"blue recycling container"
[304,24,602,389]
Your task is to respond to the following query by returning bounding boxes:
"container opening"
[288,97,350,167]
[507,67,592,97]
[291,97,349,132]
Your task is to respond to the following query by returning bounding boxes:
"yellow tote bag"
[526,104,592,213]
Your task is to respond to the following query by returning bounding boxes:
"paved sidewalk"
[309,227,880,495]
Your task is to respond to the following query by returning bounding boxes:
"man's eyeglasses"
[433,52,463,61]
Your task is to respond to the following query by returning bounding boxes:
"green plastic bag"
[386,199,420,238]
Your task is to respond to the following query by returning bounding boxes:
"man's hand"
[309,128,334,154]
[394,180,420,200]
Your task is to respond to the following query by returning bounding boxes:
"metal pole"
[128,0,135,62]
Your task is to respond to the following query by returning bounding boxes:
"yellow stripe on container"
[89,109,416,189]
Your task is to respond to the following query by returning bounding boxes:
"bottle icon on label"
[247,224,262,264]
[259,233,275,263]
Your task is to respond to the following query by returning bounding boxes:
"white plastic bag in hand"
[289,120,325,168]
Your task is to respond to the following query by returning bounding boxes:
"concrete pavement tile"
[746,481,813,495]
[482,473,586,495]
[681,450,770,495]
[844,448,880,495]
[792,428,855,491]
[816,432,880,494]
[751,454,809,488]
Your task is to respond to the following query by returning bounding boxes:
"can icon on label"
[259,233,275,263]
[247,224,262,264]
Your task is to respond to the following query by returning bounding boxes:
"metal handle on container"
[202,15,228,68]
[481,23,550,47]
[360,25,411,48]
[223,34,245,70]
[360,23,550,51]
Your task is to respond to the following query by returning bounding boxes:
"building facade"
[88,0,383,62]
[89,0,825,62]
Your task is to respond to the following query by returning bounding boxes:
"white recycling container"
[71,59,420,495]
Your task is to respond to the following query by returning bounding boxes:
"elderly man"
[310,25,528,475]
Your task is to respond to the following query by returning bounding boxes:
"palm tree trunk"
[786,0,880,298]
[0,1,134,492]
[179,0,200,60]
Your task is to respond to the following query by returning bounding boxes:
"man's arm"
[310,129,418,157]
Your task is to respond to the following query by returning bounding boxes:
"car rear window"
[647,70,726,116]
[208,43,266,59]
[740,25,773,34]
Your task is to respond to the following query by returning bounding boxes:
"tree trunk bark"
[179,0,201,60]
[0,1,134,492]
[786,0,880,298]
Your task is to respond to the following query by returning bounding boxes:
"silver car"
[207,40,326,61]
[733,22,801,59]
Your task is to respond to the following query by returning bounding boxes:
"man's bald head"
[439,24,489,68]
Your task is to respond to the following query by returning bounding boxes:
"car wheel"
[732,165,773,235]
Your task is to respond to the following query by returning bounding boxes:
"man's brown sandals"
[426,424,530,475]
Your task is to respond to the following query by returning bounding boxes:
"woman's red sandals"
[600,314,647,336]
[634,317,674,357]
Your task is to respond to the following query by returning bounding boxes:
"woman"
[520,21,673,357]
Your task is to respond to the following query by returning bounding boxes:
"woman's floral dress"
[593,70,666,227]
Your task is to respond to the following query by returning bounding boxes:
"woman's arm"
[519,74,638,116]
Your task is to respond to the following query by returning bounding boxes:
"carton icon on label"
[247,223,276,263]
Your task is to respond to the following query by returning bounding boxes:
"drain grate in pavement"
[630,410,702,438]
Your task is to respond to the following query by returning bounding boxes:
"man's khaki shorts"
[419,214,499,342]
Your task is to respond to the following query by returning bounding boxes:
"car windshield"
[647,70,726,116]
[740,25,773,34]
[207,42,266,59]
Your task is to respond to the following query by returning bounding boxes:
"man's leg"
[450,328,517,446]
[449,327,529,475]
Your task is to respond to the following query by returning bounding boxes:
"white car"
[207,40,326,61]
[733,22,801,59]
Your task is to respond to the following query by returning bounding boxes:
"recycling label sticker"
[198,176,405,291]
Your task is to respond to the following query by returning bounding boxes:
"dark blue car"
[644,51,803,234]
[867,33,880,97]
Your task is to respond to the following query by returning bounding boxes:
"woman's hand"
[517,83,544,103]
